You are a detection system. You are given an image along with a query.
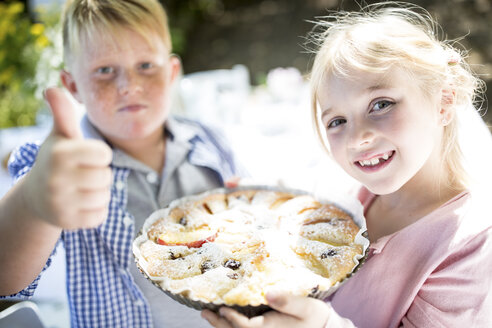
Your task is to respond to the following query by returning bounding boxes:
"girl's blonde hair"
[309,2,485,191]
[62,0,172,68]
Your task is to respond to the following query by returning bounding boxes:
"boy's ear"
[60,70,83,103]
[168,55,182,84]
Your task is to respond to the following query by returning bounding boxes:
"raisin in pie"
[133,187,368,312]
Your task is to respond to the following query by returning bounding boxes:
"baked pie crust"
[133,187,368,315]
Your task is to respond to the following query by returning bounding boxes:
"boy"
[0,0,240,327]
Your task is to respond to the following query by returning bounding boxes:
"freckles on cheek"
[148,76,168,96]
[87,84,111,106]
[84,86,113,125]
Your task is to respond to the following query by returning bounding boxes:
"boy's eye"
[139,62,154,70]
[327,117,347,129]
[97,66,114,74]
[371,100,394,112]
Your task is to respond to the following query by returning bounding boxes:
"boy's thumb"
[44,87,83,139]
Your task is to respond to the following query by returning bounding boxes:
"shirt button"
[134,299,144,307]
[146,172,159,184]
[115,180,125,191]
[123,215,133,227]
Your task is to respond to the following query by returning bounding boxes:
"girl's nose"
[118,71,143,96]
[348,121,375,149]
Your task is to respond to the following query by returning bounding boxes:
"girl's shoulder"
[427,190,492,251]
[356,186,376,212]
[457,190,492,239]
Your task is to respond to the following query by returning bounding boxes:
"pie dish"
[133,186,368,316]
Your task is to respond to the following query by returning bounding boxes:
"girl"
[202,2,492,327]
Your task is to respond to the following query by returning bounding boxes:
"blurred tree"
[0,1,50,128]
[162,0,491,124]
[2,0,488,126]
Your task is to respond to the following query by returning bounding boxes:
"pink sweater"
[325,188,492,327]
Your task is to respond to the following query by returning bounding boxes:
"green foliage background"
[1,0,490,128]
[0,2,52,128]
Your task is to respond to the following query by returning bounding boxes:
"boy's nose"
[118,72,143,96]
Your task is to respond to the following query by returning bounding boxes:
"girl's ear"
[440,88,455,126]
[60,70,83,103]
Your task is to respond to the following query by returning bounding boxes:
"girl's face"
[318,68,445,195]
[62,27,180,145]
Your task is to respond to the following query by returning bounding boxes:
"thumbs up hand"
[24,87,113,229]
[47,87,83,140]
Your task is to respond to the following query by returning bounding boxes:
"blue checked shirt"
[2,116,240,328]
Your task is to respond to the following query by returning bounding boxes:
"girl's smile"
[354,150,395,172]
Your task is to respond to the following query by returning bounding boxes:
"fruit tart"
[133,187,368,317]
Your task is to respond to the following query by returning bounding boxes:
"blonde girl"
[202,2,492,327]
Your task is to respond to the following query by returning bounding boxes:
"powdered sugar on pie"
[133,187,368,307]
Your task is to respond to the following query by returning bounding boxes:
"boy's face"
[317,67,445,195]
[61,27,180,145]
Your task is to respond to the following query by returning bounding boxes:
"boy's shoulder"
[167,115,229,149]
[169,115,222,135]
[167,115,244,179]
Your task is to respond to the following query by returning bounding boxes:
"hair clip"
[448,59,459,66]
[447,50,460,66]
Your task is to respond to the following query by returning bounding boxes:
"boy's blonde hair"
[309,2,485,191]
[62,0,172,68]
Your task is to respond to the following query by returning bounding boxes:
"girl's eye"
[327,117,347,129]
[371,100,394,113]
[97,66,114,75]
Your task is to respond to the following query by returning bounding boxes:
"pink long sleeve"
[326,188,492,328]
[401,228,492,327]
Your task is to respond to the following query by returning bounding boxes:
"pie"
[133,187,367,312]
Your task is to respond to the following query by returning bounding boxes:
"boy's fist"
[25,87,113,229]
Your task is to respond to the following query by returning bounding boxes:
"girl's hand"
[201,291,331,328]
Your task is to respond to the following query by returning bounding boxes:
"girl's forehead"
[322,66,412,90]
[317,67,421,111]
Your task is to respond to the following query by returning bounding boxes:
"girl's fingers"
[201,310,233,328]
[266,291,329,322]
[265,292,306,319]
[218,307,269,328]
